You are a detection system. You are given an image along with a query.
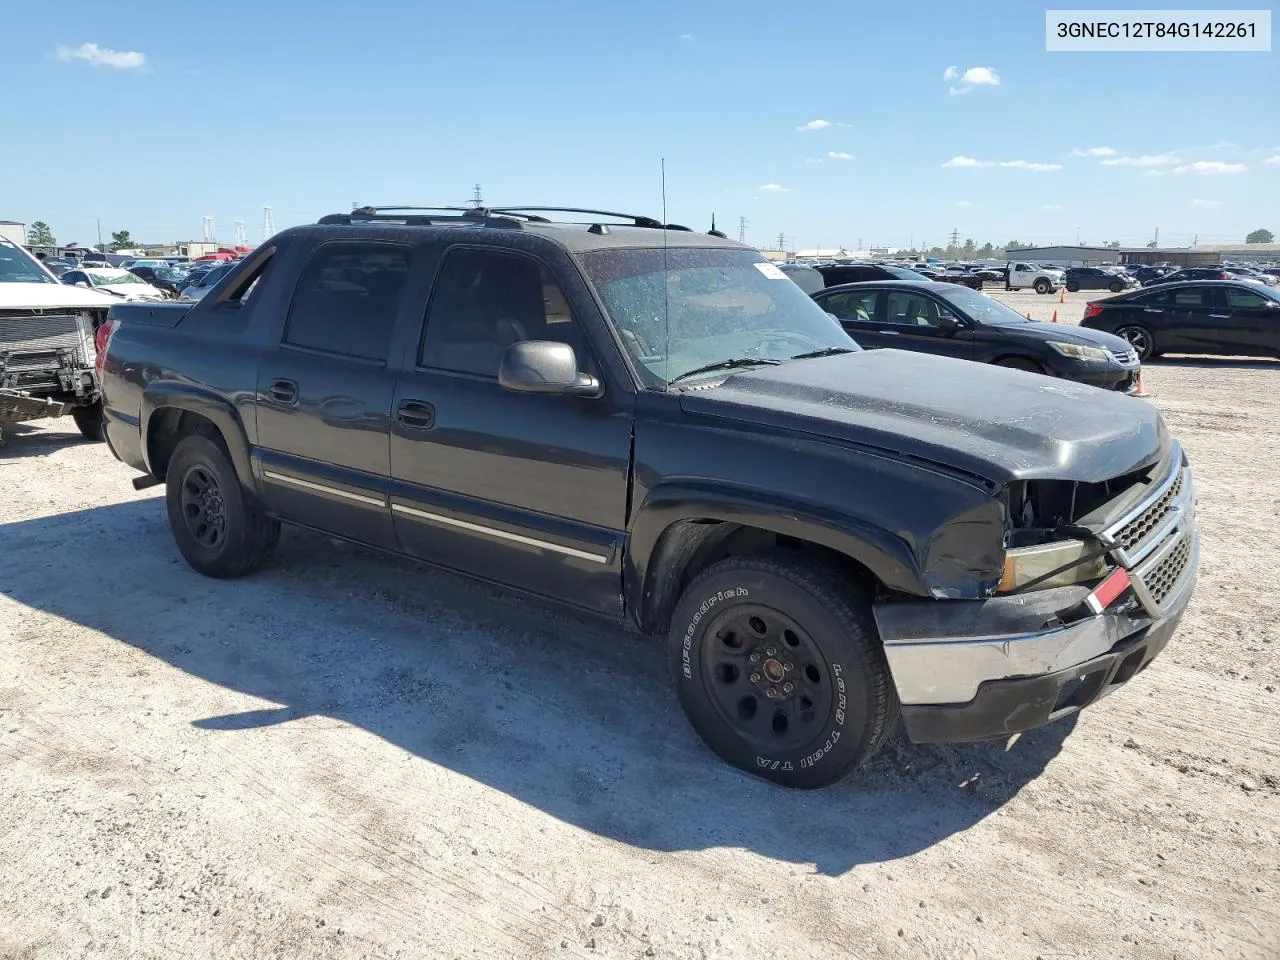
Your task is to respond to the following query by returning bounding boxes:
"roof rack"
[316,205,695,232]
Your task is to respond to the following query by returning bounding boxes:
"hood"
[0,281,119,310]
[97,284,168,302]
[985,320,1133,353]
[678,350,1163,485]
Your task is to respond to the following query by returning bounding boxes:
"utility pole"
[96,219,102,252]
[1076,226,1081,245]
[738,216,748,243]
[1153,226,1159,248]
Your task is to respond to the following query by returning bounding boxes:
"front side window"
[0,241,58,284]
[420,247,582,378]
[283,242,411,362]
[579,247,852,386]
[886,291,948,327]
[1224,287,1272,310]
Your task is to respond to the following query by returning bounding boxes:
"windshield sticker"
[753,262,787,280]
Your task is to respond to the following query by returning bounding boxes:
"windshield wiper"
[789,346,855,360]
[669,357,782,384]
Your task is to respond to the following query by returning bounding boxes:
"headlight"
[998,539,1110,592]
[1047,341,1112,363]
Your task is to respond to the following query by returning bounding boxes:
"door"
[877,290,975,360]
[1010,263,1031,288]
[1212,285,1280,355]
[817,288,884,349]
[388,245,633,615]
[254,240,410,549]
[1158,285,1221,352]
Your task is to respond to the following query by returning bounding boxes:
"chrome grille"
[0,310,89,359]
[1114,470,1184,554]
[1141,535,1192,609]
[1109,347,1139,365]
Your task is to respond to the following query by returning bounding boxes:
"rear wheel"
[1108,281,1125,293]
[667,555,898,789]
[71,401,105,441]
[1066,281,1081,293]
[1114,324,1155,362]
[165,431,280,578]
[996,356,1044,374]
[1034,279,1051,295]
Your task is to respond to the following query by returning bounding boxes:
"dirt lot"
[2,334,1278,958]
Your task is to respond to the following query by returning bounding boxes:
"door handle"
[1143,308,1164,313]
[268,378,298,403]
[396,399,436,429]
[1209,314,1229,319]
[877,329,901,335]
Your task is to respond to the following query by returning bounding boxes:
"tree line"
[24,221,134,251]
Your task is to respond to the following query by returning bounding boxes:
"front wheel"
[996,356,1044,374]
[1109,281,1125,293]
[1114,324,1155,362]
[1066,281,1081,293]
[71,401,105,441]
[667,556,899,789]
[1034,279,1051,294]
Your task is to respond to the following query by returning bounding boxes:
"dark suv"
[96,205,1199,788]
[1065,267,1136,293]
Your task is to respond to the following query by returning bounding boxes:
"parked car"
[95,204,1197,788]
[1005,261,1065,294]
[178,261,237,300]
[812,280,1141,393]
[816,263,930,286]
[128,265,187,297]
[62,268,170,302]
[0,238,114,442]
[39,258,73,278]
[777,263,825,294]
[1223,265,1278,286]
[1065,267,1138,294]
[1080,281,1280,360]
[1130,265,1175,285]
[1144,267,1249,286]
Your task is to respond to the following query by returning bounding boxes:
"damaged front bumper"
[875,466,1198,743]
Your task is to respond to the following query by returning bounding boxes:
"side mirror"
[75,281,90,288]
[937,314,962,332]
[499,341,603,398]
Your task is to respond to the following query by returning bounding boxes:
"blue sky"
[3,1,1276,251]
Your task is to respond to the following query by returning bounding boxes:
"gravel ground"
[2,333,1278,959]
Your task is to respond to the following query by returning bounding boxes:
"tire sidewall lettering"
[757,660,845,771]
[681,586,749,679]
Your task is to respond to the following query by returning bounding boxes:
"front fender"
[626,481,926,633]
[141,382,255,489]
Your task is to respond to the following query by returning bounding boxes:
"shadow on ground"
[1,500,1078,876]
[1149,355,1278,370]
[0,421,91,459]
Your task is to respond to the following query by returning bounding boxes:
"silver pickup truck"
[0,238,115,444]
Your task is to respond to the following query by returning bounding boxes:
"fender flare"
[140,382,255,489]
[626,481,926,633]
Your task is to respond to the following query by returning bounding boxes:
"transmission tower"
[262,203,275,241]
[471,184,483,208]
[948,227,960,248]
[738,216,749,243]
[234,219,247,246]
[776,232,786,252]
[201,216,215,243]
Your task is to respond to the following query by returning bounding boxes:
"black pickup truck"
[98,205,1199,788]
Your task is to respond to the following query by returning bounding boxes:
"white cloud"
[679,33,693,41]
[943,65,959,81]
[797,119,830,132]
[1071,146,1116,157]
[55,41,146,69]
[1266,155,1280,166]
[758,183,791,193]
[1100,154,1178,167]
[1042,204,1064,211]
[942,155,993,168]
[999,160,1063,171]
[1172,161,1246,175]
[955,201,976,207]
[961,66,1000,86]
[827,151,854,160]
[1189,199,1222,208]
[948,85,973,97]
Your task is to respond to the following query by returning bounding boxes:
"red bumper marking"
[1085,567,1131,614]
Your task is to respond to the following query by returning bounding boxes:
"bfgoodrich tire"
[667,556,899,788]
[165,431,281,578]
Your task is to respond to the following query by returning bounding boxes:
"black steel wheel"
[1115,324,1155,362]
[71,401,105,441]
[668,555,898,788]
[165,431,280,578]
[1066,281,1081,293]
[1108,281,1125,293]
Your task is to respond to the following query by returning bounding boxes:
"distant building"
[1006,245,1122,267]
[0,220,26,245]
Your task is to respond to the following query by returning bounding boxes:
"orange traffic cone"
[1059,287,1066,303]
[1026,311,1032,320]
[1131,370,1149,398]
[1051,309,1059,323]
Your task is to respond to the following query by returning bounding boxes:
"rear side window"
[822,289,879,323]
[1171,288,1208,307]
[283,242,411,362]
